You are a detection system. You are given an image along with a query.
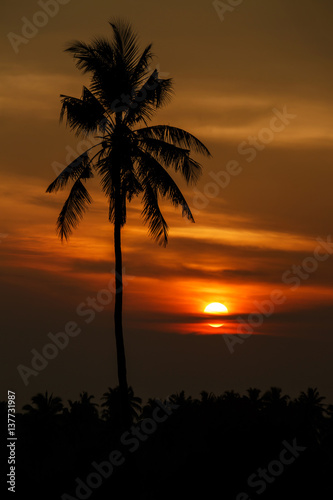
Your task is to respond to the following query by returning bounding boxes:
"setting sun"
[204,302,229,329]
[204,302,229,314]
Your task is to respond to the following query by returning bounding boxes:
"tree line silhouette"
[1,386,333,499]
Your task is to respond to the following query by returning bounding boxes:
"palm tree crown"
[46,20,211,245]
[22,391,63,417]
[102,386,142,426]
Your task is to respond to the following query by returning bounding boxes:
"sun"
[204,302,228,314]
[204,302,229,328]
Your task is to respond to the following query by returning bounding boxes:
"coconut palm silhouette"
[101,385,142,427]
[245,387,262,402]
[22,391,63,417]
[67,391,99,420]
[200,390,217,404]
[296,387,328,442]
[297,387,327,413]
[46,20,211,423]
[262,386,290,407]
[244,387,263,409]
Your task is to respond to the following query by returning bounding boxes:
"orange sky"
[1,0,333,408]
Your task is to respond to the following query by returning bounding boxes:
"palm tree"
[222,390,241,401]
[243,387,263,408]
[22,391,63,417]
[101,386,142,427]
[22,391,64,438]
[262,387,290,425]
[46,20,211,421]
[262,386,290,408]
[296,387,328,440]
[168,390,192,406]
[200,390,216,404]
[297,387,326,412]
[68,391,99,420]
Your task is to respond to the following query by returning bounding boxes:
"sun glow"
[204,302,229,314]
[204,302,229,328]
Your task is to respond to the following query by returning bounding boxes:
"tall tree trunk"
[114,195,130,425]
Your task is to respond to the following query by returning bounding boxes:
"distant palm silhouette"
[200,390,217,404]
[261,387,290,427]
[22,391,63,417]
[297,387,326,412]
[168,391,192,406]
[46,20,211,422]
[296,387,328,441]
[244,387,263,409]
[245,387,262,402]
[102,385,142,427]
[262,386,290,407]
[222,390,241,402]
[68,391,99,420]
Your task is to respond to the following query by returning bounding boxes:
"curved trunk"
[114,193,129,425]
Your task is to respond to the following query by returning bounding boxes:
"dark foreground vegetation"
[1,386,333,499]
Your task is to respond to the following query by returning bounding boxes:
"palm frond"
[65,40,113,75]
[137,149,194,223]
[60,87,107,137]
[136,125,211,157]
[123,168,143,202]
[131,43,154,86]
[125,70,173,125]
[46,152,91,193]
[136,136,201,184]
[96,152,119,224]
[109,20,140,73]
[56,170,93,241]
[65,38,126,109]
[141,178,168,246]
[96,151,115,197]
[97,149,141,225]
